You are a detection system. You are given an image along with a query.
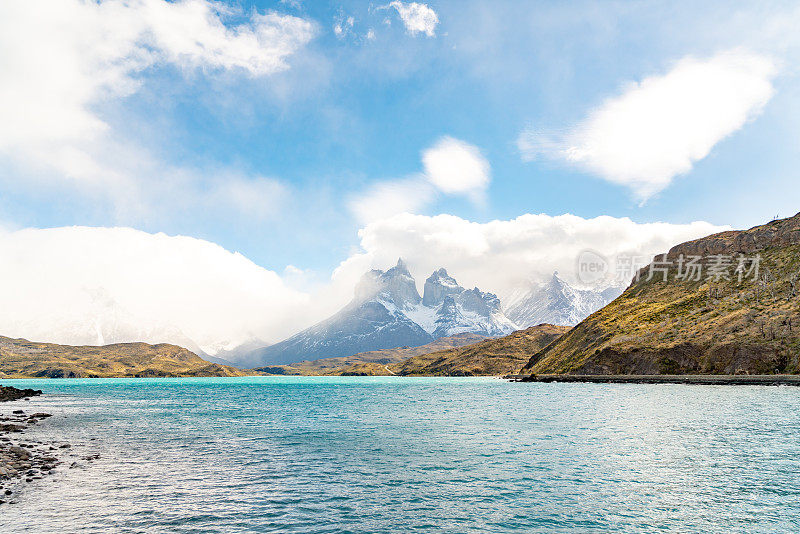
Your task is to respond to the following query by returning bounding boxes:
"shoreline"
[508,374,800,386]
[7,374,800,385]
[0,386,77,506]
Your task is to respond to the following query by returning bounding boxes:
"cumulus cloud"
[0,0,315,214]
[0,0,315,153]
[348,176,436,225]
[334,212,728,296]
[518,50,778,201]
[422,136,490,198]
[348,137,489,224]
[387,1,438,37]
[0,226,311,357]
[139,1,315,75]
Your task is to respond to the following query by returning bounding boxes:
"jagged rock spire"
[422,267,462,307]
[354,258,420,307]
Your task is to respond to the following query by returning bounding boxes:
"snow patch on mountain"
[504,272,625,328]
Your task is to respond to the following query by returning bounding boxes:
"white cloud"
[0,0,315,153]
[348,176,436,225]
[348,136,489,224]
[0,0,315,214]
[335,212,728,295]
[422,136,490,198]
[334,14,355,39]
[518,50,778,201]
[387,1,438,37]
[0,226,311,357]
[140,2,315,75]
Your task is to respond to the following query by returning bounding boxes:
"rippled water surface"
[1,377,799,533]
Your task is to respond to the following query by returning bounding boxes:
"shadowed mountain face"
[523,212,800,376]
[0,336,246,378]
[247,259,517,366]
[422,268,461,307]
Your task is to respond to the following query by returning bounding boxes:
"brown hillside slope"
[393,324,570,376]
[0,336,247,378]
[523,212,800,375]
[256,333,487,375]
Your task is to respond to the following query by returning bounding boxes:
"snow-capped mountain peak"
[422,267,464,307]
[354,258,421,309]
[504,272,624,328]
[247,260,517,366]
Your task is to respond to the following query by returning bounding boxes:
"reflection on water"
[1,376,799,533]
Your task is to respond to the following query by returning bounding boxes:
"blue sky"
[1,0,799,350]
[2,0,799,277]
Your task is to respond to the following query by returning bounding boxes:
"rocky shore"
[0,385,80,506]
[511,374,800,385]
[0,385,42,402]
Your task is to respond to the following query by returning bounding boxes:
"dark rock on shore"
[0,387,81,505]
[0,386,42,402]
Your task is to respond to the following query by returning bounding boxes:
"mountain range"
[255,324,570,377]
[2,260,623,369]
[245,259,518,366]
[5,214,796,378]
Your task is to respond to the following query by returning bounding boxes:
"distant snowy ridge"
[504,272,625,328]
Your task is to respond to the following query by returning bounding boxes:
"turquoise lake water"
[1,376,799,533]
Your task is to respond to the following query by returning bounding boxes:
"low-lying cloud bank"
[333,213,727,297]
[0,226,310,357]
[0,214,726,362]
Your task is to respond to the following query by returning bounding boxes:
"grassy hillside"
[256,333,488,375]
[524,212,800,375]
[392,324,570,376]
[0,336,248,378]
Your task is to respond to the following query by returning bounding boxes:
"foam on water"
[1,376,799,533]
